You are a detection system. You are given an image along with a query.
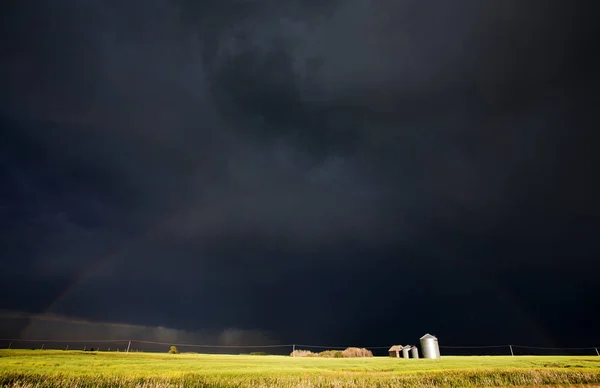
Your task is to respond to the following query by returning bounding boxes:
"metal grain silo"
[411,346,419,359]
[402,345,411,358]
[388,345,402,358]
[420,334,440,359]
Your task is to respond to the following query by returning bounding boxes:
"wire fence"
[439,344,600,357]
[1,339,599,357]
[0,339,292,355]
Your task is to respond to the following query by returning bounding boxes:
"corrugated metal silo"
[402,345,411,358]
[420,334,440,359]
[411,346,419,359]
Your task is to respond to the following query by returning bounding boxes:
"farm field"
[1,350,600,387]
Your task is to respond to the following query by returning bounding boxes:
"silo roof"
[388,345,403,351]
[420,333,437,340]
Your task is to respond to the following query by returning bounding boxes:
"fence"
[1,339,599,357]
[438,344,600,357]
[0,339,290,355]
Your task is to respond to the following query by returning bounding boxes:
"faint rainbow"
[36,194,553,346]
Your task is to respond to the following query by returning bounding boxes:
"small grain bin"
[420,334,440,359]
[388,345,402,358]
[410,346,419,359]
[402,345,411,358]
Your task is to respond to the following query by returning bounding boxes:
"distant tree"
[169,345,179,354]
[342,347,373,358]
[318,350,344,358]
[290,349,317,357]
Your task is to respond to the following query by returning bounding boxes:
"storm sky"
[1,0,599,350]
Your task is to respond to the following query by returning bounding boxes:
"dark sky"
[1,0,599,350]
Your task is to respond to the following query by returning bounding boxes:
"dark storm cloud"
[1,0,599,347]
[0,310,274,346]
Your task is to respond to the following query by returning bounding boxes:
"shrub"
[290,348,372,358]
[168,346,179,354]
[342,347,373,358]
[290,349,316,357]
[319,350,344,358]
[250,352,268,356]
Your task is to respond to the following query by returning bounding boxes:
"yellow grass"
[1,350,599,387]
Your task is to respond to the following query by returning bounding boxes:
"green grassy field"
[1,350,599,387]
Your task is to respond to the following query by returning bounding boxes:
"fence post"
[41,344,44,350]
[509,345,514,356]
[84,346,86,351]
[595,348,599,356]
[8,342,11,349]
[66,345,69,351]
[126,341,131,354]
[292,344,295,357]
